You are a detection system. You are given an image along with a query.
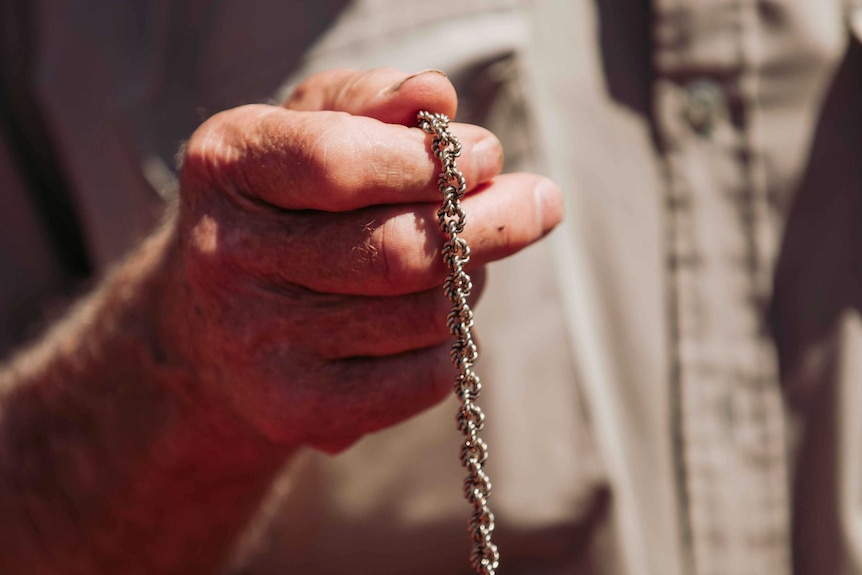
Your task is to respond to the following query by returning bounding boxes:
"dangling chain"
[417,111,500,575]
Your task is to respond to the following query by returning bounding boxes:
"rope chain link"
[417,111,500,575]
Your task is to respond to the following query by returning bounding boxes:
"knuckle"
[180,110,248,200]
[181,209,246,292]
[362,209,439,294]
[183,112,239,177]
[349,213,392,286]
[366,212,407,289]
[181,105,291,201]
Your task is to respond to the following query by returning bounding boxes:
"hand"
[161,68,564,453]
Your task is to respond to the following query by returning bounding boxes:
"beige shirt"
[2,1,861,573]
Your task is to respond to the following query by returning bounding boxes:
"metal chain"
[417,111,500,575]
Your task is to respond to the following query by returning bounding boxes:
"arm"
[0,68,563,574]
[0,217,287,574]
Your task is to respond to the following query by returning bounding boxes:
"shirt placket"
[652,1,790,574]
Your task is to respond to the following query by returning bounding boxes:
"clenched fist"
[159,68,563,453]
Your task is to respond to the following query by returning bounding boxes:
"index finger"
[182,104,503,211]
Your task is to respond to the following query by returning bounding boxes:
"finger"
[181,104,502,211]
[284,67,457,125]
[299,343,455,452]
[241,268,486,360]
[217,173,563,296]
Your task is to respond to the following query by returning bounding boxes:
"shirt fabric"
[1,1,861,574]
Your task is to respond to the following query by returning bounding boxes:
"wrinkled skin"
[0,67,563,574]
[161,68,564,452]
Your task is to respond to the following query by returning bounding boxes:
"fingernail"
[534,178,564,233]
[389,68,448,93]
[472,136,503,184]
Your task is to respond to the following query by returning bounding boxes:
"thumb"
[283,67,458,125]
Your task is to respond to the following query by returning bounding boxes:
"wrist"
[0,210,293,573]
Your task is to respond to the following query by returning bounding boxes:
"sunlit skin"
[0,68,563,573]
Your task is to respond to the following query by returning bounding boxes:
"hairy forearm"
[0,215,291,574]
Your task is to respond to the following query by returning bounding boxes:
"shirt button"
[683,80,725,137]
